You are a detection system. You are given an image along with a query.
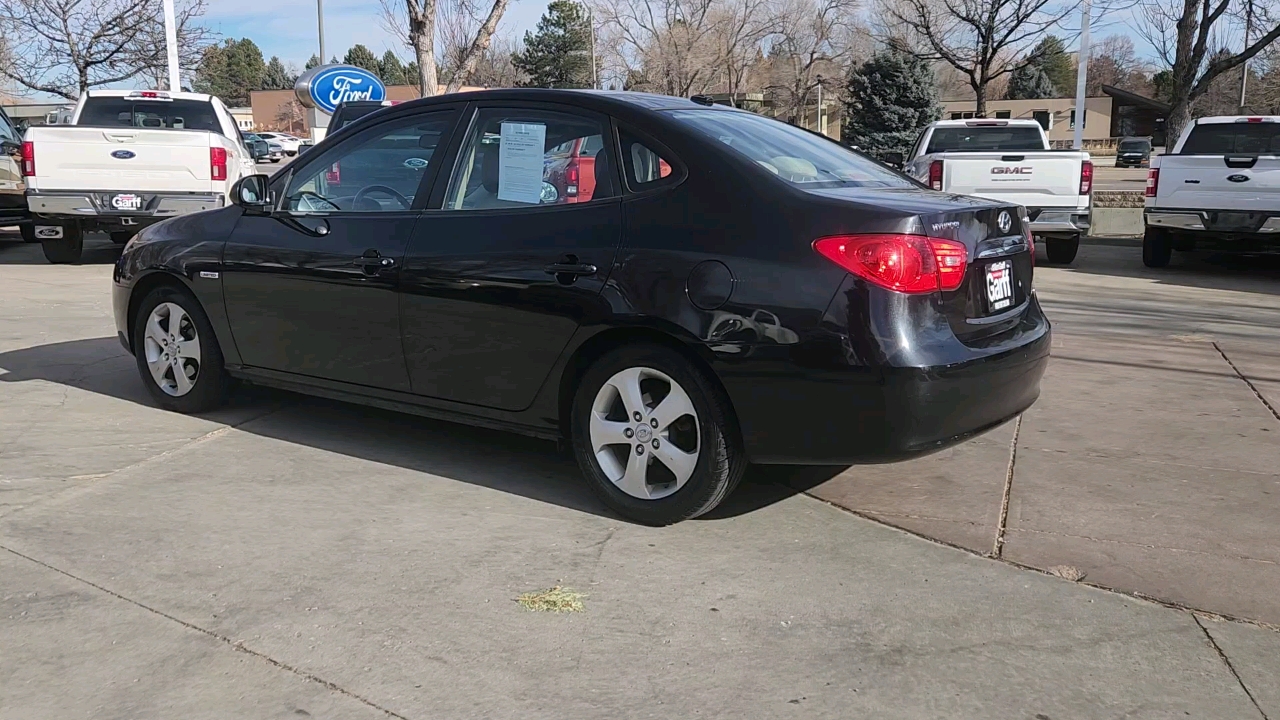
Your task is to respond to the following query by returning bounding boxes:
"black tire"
[1045,234,1080,264]
[40,222,83,264]
[18,221,37,243]
[132,283,230,413]
[1143,227,1172,268]
[570,344,745,526]
[110,231,134,245]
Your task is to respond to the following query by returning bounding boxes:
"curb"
[1082,235,1142,247]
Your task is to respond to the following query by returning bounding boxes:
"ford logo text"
[111,150,136,159]
[294,64,387,115]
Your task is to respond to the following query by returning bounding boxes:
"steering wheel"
[353,185,412,210]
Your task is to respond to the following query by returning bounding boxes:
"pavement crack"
[991,414,1022,559]
[0,544,410,720]
[1010,527,1278,565]
[1195,614,1271,720]
[1214,342,1280,424]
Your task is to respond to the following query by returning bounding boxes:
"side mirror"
[0,140,20,157]
[298,143,313,155]
[232,174,272,214]
[881,151,904,168]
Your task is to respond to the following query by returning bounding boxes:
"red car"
[546,135,670,203]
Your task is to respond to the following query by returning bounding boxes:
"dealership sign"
[295,64,387,115]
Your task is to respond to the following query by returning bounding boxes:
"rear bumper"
[717,304,1052,465]
[27,190,224,220]
[1145,209,1280,234]
[1028,207,1090,235]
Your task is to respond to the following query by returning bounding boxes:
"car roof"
[85,89,215,103]
[930,119,1043,128]
[1193,115,1280,125]
[388,88,727,117]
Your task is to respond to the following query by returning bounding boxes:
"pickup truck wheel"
[570,344,745,526]
[18,222,37,243]
[40,223,83,264]
[1143,228,1172,268]
[132,285,229,413]
[1045,235,1080,264]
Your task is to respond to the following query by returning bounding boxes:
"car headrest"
[593,146,614,199]
[482,148,500,194]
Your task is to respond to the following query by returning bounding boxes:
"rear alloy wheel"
[571,344,744,525]
[1045,234,1080,264]
[133,285,229,413]
[1143,227,1172,268]
[40,222,83,263]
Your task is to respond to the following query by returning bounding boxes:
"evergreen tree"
[1026,36,1074,96]
[842,43,941,162]
[511,0,593,89]
[192,38,266,106]
[330,56,340,65]
[262,56,294,90]
[1005,63,1057,100]
[380,51,407,85]
[405,61,421,89]
[344,44,382,74]
[305,55,321,70]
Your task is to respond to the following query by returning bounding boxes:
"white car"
[22,89,254,263]
[255,132,303,155]
[1143,116,1280,267]
[903,119,1093,264]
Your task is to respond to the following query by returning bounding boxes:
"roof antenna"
[690,94,715,106]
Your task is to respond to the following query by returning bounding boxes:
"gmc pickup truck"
[904,119,1093,264]
[1143,116,1280,267]
[22,90,255,263]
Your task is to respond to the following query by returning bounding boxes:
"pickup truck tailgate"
[29,127,215,192]
[1155,155,1280,211]
[941,152,1083,207]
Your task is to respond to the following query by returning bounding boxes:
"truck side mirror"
[0,140,20,157]
[232,174,272,215]
[881,151,904,168]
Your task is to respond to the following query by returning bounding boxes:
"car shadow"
[0,336,833,524]
[0,231,123,265]
[1055,243,1280,296]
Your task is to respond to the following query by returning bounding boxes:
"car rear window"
[669,109,910,188]
[1119,140,1149,151]
[1181,123,1280,154]
[78,98,222,134]
[925,126,1045,153]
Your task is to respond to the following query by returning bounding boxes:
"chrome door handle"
[544,262,597,276]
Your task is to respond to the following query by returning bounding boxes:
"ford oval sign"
[111,149,136,159]
[294,64,386,115]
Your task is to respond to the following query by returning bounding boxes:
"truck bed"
[24,126,219,193]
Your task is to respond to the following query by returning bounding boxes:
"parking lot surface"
[1,235,1277,719]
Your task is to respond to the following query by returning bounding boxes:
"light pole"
[816,75,824,135]
[317,0,327,66]
[1072,0,1091,151]
[162,0,180,91]
[579,0,597,89]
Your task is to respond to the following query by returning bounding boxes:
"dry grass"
[516,586,586,613]
[1047,565,1087,582]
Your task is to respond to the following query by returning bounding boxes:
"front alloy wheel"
[142,302,202,397]
[132,285,229,413]
[589,367,701,500]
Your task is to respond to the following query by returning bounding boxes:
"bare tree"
[883,0,1079,117]
[137,0,216,90]
[1137,0,1280,140]
[762,0,863,124]
[381,0,512,96]
[595,0,724,96]
[0,0,215,99]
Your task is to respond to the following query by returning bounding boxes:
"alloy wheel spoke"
[167,305,189,338]
[651,442,698,486]
[650,382,695,432]
[147,357,169,386]
[172,363,194,395]
[590,412,631,450]
[607,367,647,420]
[175,335,201,360]
[145,313,166,345]
[614,449,651,499]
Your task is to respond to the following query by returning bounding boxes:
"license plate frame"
[985,260,1014,312]
[111,193,144,211]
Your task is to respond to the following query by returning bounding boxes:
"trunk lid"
[26,126,216,192]
[937,151,1084,209]
[1154,154,1280,214]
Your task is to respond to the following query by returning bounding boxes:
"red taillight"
[325,162,340,184]
[813,234,968,294]
[928,160,943,191]
[1145,168,1159,198]
[565,159,579,196]
[210,147,227,181]
[20,141,34,177]
[1079,159,1093,195]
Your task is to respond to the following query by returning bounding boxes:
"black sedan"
[112,89,1050,525]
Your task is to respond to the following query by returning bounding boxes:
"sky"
[204,0,552,70]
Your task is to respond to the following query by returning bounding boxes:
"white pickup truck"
[22,90,255,263]
[904,119,1093,264]
[1143,116,1280,267]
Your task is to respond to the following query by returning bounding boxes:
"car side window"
[284,112,454,213]
[442,108,615,211]
[617,128,677,191]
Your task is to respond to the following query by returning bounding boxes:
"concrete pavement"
[1,235,1277,718]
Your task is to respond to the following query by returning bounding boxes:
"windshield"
[77,98,222,134]
[926,126,1045,153]
[669,109,910,188]
[1181,123,1280,154]
[1119,140,1149,151]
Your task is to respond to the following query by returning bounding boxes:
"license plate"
[986,260,1013,311]
[1214,212,1253,229]
[111,193,143,211]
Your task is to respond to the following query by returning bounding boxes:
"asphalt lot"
[1,234,1277,719]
